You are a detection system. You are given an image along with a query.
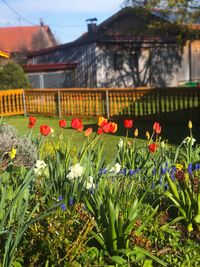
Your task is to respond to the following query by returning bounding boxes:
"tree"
[123,0,200,22]
[0,62,30,90]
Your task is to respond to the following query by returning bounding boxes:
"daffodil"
[175,164,183,170]
[9,147,17,160]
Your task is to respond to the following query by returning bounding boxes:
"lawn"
[2,114,200,165]
[2,114,200,145]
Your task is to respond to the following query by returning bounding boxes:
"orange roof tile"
[0,25,56,52]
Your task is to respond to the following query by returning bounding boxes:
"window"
[128,52,139,70]
[113,53,123,70]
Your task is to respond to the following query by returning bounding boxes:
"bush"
[0,61,30,90]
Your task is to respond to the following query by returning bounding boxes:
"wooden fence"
[0,89,25,116]
[1,88,200,122]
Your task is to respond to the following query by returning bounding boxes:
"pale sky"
[0,0,124,44]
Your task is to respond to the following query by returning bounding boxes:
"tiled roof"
[0,25,56,52]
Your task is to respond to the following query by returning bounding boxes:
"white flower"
[110,163,121,174]
[118,138,124,148]
[67,163,84,180]
[34,160,47,176]
[84,176,95,190]
[183,136,196,146]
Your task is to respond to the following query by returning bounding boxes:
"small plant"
[0,123,37,171]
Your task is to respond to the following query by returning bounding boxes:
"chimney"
[40,18,44,27]
[86,18,97,35]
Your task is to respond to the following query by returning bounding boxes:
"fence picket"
[0,88,200,123]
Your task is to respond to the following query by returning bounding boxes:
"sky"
[0,0,124,44]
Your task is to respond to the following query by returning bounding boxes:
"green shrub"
[0,62,30,90]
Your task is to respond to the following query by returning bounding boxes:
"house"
[26,8,200,88]
[0,25,57,53]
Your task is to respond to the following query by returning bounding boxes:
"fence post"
[57,90,61,118]
[105,90,110,119]
[22,90,27,117]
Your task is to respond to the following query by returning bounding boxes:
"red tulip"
[28,116,36,128]
[102,122,111,133]
[97,127,104,135]
[153,122,161,134]
[148,143,157,153]
[71,118,83,131]
[124,119,133,129]
[40,125,51,136]
[109,122,117,133]
[101,122,117,134]
[59,119,67,128]
[85,127,93,137]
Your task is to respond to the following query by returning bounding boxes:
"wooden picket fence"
[1,88,200,122]
[0,89,25,116]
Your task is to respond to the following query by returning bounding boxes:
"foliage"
[0,62,30,90]
[124,0,200,22]
[84,176,166,266]
[0,118,200,266]
[0,167,60,267]
[19,204,95,266]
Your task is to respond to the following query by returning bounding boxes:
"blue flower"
[188,163,193,174]
[69,197,74,206]
[60,203,66,211]
[164,182,168,191]
[129,169,135,176]
[121,168,127,175]
[160,167,167,175]
[58,195,63,201]
[195,163,200,170]
[151,182,155,189]
[170,167,176,181]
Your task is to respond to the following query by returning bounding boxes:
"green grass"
[2,114,200,158]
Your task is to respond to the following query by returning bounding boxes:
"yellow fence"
[0,89,24,116]
[1,88,200,121]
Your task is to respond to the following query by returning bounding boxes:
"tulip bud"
[187,223,193,232]
[160,141,165,149]
[134,128,138,137]
[188,120,192,129]
[85,127,93,137]
[146,131,150,140]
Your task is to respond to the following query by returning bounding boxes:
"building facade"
[26,8,200,88]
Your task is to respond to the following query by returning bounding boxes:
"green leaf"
[166,173,180,200]
[134,246,168,267]
[143,259,153,267]
[111,255,127,265]
[108,199,118,252]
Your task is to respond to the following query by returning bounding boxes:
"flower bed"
[0,117,200,266]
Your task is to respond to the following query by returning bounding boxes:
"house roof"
[0,25,57,53]
[27,7,200,58]
[0,49,10,58]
